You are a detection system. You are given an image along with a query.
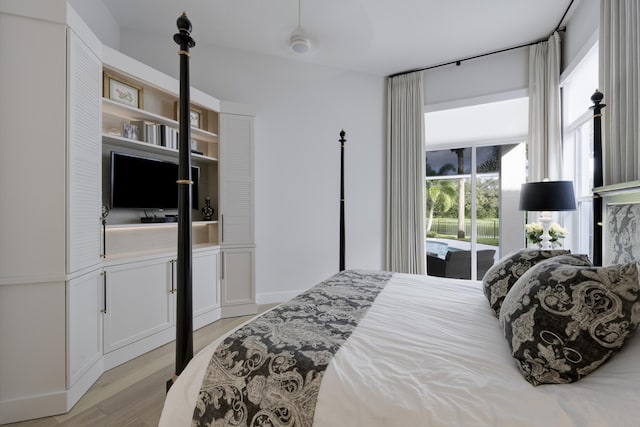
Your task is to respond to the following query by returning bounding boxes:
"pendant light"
[289,0,310,54]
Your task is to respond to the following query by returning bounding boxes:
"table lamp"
[519,180,576,249]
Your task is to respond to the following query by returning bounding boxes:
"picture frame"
[104,72,143,109]
[189,109,202,129]
[122,123,138,140]
[174,101,204,129]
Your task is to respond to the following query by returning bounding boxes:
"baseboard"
[193,307,222,330]
[0,390,67,425]
[221,303,257,318]
[66,358,104,412]
[256,289,304,305]
[103,328,175,371]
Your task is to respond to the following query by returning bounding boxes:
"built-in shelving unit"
[100,48,222,258]
[0,5,255,423]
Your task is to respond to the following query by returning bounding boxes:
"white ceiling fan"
[289,0,311,54]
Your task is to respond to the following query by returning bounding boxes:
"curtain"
[386,71,426,274]
[528,31,562,182]
[600,0,640,185]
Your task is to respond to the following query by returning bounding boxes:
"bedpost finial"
[339,129,346,140]
[591,89,604,105]
[177,12,192,35]
[174,12,195,48]
[590,89,606,111]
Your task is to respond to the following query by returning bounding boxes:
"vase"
[201,196,214,221]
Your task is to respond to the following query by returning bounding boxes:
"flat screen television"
[110,151,199,210]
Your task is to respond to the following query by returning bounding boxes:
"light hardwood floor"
[6,307,273,427]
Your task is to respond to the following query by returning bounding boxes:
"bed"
[160,263,640,426]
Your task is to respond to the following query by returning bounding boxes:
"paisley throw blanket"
[192,270,392,427]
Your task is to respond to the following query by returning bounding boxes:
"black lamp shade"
[519,180,576,211]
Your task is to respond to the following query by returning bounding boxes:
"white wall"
[67,0,119,49]
[424,47,529,107]
[422,0,599,109]
[562,0,599,75]
[116,29,386,302]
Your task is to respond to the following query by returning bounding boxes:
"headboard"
[596,181,640,265]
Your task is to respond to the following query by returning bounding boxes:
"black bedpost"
[590,89,605,266]
[168,12,195,392]
[339,130,346,271]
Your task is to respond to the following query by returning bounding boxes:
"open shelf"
[104,221,219,259]
[102,98,218,142]
[102,133,218,163]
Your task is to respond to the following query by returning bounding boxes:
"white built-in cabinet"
[67,20,102,273]
[219,113,255,245]
[0,3,104,424]
[67,270,103,394]
[101,248,220,369]
[193,249,221,324]
[102,256,175,355]
[219,113,257,316]
[221,247,256,315]
[0,2,255,424]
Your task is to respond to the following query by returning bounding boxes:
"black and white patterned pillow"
[499,260,640,386]
[482,249,571,316]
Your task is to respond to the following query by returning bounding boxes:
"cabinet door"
[0,12,67,280]
[67,269,102,388]
[193,250,220,318]
[219,113,254,245]
[221,248,256,316]
[67,29,102,273]
[103,258,174,353]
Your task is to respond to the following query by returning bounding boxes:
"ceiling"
[101,0,574,77]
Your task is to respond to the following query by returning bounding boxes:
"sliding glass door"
[424,96,528,281]
[425,143,525,280]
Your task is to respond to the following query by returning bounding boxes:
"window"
[560,42,598,258]
[425,97,528,280]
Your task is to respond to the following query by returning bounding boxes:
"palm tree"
[426,179,456,233]
[451,148,466,238]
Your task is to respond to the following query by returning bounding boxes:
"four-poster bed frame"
[168,12,196,391]
[161,8,637,424]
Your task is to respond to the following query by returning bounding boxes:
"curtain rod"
[388,0,574,79]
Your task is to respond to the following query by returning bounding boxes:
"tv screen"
[110,151,199,209]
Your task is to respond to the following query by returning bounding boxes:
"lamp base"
[538,211,553,250]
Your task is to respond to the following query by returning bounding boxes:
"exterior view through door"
[425,144,525,280]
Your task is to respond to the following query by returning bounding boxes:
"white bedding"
[160,272,640,426]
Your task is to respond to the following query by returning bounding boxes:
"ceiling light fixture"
[289,0,310,54]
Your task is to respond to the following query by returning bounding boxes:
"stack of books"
[130,120,183,150]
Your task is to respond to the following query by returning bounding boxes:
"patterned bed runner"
[192,270,392,427]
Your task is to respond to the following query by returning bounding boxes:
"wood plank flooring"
[5,306,273,427]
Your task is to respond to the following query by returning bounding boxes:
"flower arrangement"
[525,222,568,248]
[524,222,543,245]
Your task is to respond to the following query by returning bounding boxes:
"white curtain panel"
[600,0,640,185]
[528,31,562,183]
[386,71,426,274]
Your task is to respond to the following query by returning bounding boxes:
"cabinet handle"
[221,252,225,280]
[170,259,176,294]
[220,214,224,243]
[101,271,107,314]
[101,218,107,258]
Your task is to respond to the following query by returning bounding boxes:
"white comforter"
[160,273,640,426]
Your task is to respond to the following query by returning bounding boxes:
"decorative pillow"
[482,249,571,316]
[499,260,640,386]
